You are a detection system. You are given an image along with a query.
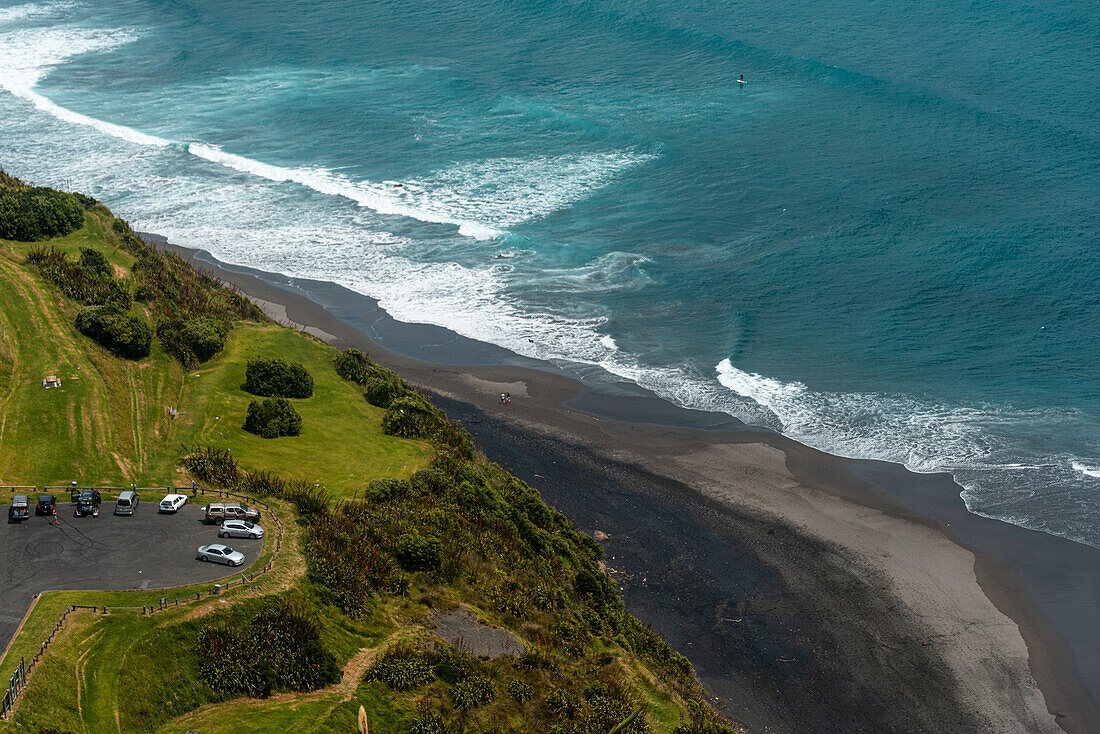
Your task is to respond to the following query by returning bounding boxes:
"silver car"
[196,543,245,566]
[218,520,264,540]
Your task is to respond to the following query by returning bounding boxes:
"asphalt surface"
[0,500,265,651]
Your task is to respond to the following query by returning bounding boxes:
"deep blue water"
[1,0,1097,545]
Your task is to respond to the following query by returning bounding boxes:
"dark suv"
[36,494,56,516]
[74,489,101,518]
[8,495,30,523]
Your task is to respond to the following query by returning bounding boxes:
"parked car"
[196,543,245,566]
[35,494,56,516]
[203,502,260,524]
[159,494,187,513]
[114,490,138,516]
[8,495,30,523]
[74,489,101,517]
[218,520,264,540]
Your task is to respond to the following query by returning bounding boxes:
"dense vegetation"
[4,170,266,368]
[197,596,340,697]
[181,349,737,733]
[244,356,314,399]
[75,304,152,359]
[243,397,303,438]
[335,347,414,408]
[110,217,265,367]
[26,245,132,307]
[0,169,89,241]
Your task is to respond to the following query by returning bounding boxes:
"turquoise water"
[1,0,1097,545]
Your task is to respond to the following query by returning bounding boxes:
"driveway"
[0,500,265,651]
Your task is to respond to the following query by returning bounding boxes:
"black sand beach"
[157,238,1100,734]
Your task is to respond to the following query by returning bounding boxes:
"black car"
[74,489,101,517]
[8,495,30,523]
[36,494,56,516]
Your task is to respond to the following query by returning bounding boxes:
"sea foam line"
[186,143,503,240]
[1073,462,1100,479]
[0,6,653,241]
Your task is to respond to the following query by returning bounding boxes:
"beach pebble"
[593,530,610,541]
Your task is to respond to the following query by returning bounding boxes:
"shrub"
[244,357,314,399]
[75,306,151,359]
[283,480,330,518]
[574,568,619,614]
[181,317,230,362]
[382,394,442,439]
[364,376,405,408]
[182,446,241,488]
[78,247,111,277]
[407,714,448,734]
[334,348,372,383]
[197,597,339,698]
[507,679,533,703]
[305,504,403,614]
[395,533,442,572]
[365,643,436,691]
[0,186,85,241]
[451,675,495,709]
[243,398,303,438]
[546,689,580,718]
[28,246,131,307]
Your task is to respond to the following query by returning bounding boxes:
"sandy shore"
[164,239,1099,734]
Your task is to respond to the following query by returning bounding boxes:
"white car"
[218,520,264,540]
[196,543,245,566]
[159,494,187,513]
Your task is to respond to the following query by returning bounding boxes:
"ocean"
[1,0,1097,546]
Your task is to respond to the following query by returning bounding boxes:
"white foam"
[600,335,618,351]
[0,20,169,146]
[0,1,73,24]
[187,142,504,240]
[1072,461,1100,479]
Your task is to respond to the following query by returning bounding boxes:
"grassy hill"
[0,174,735,734]
[0,211,430,491]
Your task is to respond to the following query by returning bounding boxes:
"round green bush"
[381,394,441,439]
[395,533,442,572]
[74,306,151,360]
[243,398,303,438]
[364,376,404,408]
[244,357,314,398]
[181,317,229,362]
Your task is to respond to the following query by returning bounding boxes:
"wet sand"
[160,238,1100,734]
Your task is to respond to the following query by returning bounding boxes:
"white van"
[114,490,138,516]
[159,494,187,513]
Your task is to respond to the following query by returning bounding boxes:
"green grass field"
[182,325,432,498]
[0,213,431,493]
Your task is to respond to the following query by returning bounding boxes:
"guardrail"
[0,486,35,494]
[0,484,285,720]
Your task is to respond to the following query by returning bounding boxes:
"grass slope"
[0,212,430,490]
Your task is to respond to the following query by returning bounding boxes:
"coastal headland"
[159,238,1100,734]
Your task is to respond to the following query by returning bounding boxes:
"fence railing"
[0,484,285,720]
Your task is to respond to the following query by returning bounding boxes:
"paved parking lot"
[0,500,265,650]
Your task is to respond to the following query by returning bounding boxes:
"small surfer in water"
[738,74,745,85]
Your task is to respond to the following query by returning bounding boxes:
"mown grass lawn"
[182,324,432,498]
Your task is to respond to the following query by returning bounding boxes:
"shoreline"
[163,238,1099,733]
